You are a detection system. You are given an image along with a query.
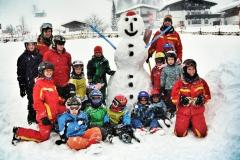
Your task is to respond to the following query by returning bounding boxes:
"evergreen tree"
[111,0,118,31]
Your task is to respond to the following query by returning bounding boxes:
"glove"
[195,95,204,106]
[146,54,152,63]
[19,84,26,97]
[180,96,189,106]
[41,117,52,125]
[109,70,115,76]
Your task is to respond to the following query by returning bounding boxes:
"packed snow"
[0,34,240,160]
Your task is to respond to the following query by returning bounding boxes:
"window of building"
[192,19,201,24]
[204,19,208,24]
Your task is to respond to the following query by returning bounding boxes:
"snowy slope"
[1,34,240,160]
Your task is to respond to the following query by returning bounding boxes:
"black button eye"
[133,18,137,21]
[125,18,129,21]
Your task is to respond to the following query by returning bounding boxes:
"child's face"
[74,66,82,75]
[44,69,53,78]
[26,43,36,52]
[43,29,52,38]
[167,57,175,65]
[187,66,196,77]
[152,95,160,103]
[56,44,64,53]
[139,97,148,105]
[69,105,80,115]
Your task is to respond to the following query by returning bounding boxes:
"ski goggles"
[91,96,102,100]
[69,105,80,110]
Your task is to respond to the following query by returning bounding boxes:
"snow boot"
[12,127,20,146]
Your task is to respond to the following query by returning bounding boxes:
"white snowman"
[107,11,151,108]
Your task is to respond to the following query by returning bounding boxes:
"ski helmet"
[165,50,177,64]
[38,61,54,77]
[24,36,37,49]
[72,60,84,68]
[137,91,150,100]
[89,89,103,107]
[40,23,53,33]
[163,43,174,53]
[110,94,128,112]
[155,52,165,64]
[52,35,66,48]
[65,96,82,111]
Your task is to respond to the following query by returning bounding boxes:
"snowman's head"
[118,11,144,38]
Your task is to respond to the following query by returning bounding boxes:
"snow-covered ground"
[1,34,240,160]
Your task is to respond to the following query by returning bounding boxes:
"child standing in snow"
[147,89,171,134]
[55,96,102,150]
[151,52,166,93]
[17,37,42,124]
[131,91,151,131]
[160,50,182,118]
[171,59,211,137]
[12,61,66,145]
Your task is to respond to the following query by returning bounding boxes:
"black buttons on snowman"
[129,51,134,56]
[129,95,134,99]
[128,82,133,87]
[128,44,134,48]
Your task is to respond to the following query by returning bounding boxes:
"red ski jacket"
[37,42,50,57]
[151,64,165,92]
[33,78,66,122]
[148,30,182,62]
[171,78,211,116]
[43,49,71,87]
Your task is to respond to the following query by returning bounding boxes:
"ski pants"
[16,105,66,142]
[67,127,102,150]
[174,113,207,138]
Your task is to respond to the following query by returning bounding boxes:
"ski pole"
[145,26,172,49]
[89,25,116,50]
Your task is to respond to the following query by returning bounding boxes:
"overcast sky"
[0,0,234,33]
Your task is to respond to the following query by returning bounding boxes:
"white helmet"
[72,60,84,67]
[24,35,37,49]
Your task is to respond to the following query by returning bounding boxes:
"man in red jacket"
[171,59,211,138]
[43,35,72,99]
[37,23,53,56]
[12,61,66,145]
[148,15,182,64]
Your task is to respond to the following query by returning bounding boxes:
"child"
[171,59,211,137]
[17,37,42,124]
[87,45,115,103]
[84,89,108,128]
[56,96,102,150]
[151,52,166,93]
[147,89,171,134]
[37,23,53,56]
[160,50,182,118]
[12,61,66,145]
[131,91,150,131]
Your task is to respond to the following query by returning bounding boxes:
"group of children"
[13,22,211,151]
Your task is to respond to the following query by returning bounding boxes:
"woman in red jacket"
[171,59,211,137]
[12,61,66,145]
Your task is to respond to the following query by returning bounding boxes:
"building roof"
[216,1,240,13]
[116,4,160,15]
[61,21,87,28]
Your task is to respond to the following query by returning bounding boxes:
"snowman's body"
[107,11,151,107]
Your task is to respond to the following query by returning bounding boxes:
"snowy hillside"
[0,34,240,160]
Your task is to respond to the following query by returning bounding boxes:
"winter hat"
[126,10,136,16]
[164,15,172,24]
[94,46,103,54]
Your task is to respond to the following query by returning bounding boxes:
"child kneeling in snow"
[56,96,102,150]
[171,59,211,137]
[147,89,171,134]
[12,61,67,145]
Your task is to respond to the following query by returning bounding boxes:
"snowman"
[107,11,151,108]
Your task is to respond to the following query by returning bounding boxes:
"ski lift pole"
[89,25,116,50]
[145,26,172,49]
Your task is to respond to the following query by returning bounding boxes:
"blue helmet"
[163,43,174,52]
[89,89,103,107]
[137,91,150,100]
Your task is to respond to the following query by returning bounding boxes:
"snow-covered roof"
[163,0,217,9]
[216,1,240,13]
[116,4,160,15]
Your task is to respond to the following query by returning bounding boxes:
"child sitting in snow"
[102,95,139,143]
[147,89,171,134]
[131,91,151,132]
[84,89,108,128]
[55,96,102,150]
